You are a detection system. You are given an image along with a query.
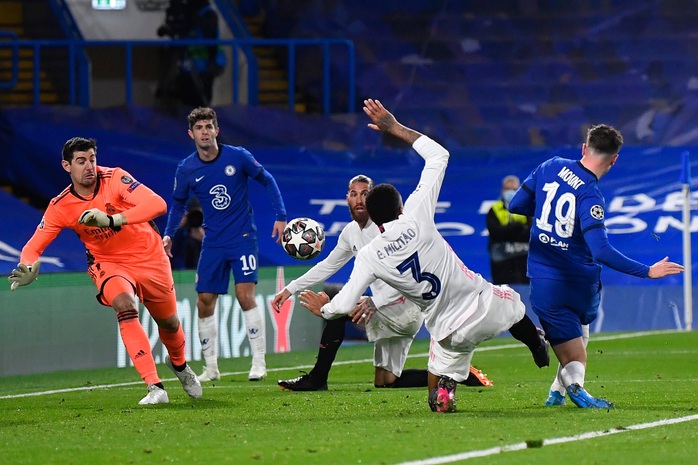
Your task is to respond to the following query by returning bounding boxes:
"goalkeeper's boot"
[430,376,457,413]
[462,365,493,387]
[278,372,328,391]
[198,365,221,382]
[566,383,615,409]
[532,327,550,368]
[545,390,566,406]
[165,356,202,399]
[138,384,169,405]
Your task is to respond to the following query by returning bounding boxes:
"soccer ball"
[281,217,325,260]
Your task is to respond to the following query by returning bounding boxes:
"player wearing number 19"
[509,124,684,408]
[298,99,549,413]
[163,107,287,382]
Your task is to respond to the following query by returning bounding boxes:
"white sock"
[549,364,566,395]
[560,360,586,388]
[198,315,219,372]
[550,327,590,395]
[243,306,266,367]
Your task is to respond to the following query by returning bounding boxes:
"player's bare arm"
[647,256,684,278]
[363,98,422,144]
[299,290,330,317]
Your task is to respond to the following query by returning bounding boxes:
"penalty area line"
[394,414,698,465]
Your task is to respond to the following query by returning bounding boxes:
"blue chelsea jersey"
[171,144,264,247]
[514,157,606,282]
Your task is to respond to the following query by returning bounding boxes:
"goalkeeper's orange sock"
[117,309,160,386]
[158,323,187,369]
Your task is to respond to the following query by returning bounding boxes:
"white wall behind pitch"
[63,0,238,106]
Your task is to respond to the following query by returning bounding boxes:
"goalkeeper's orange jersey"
[21,166,168,267]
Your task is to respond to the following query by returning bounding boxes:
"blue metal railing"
[1,37,355,114]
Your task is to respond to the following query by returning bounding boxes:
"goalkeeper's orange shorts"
[88,250,176,319]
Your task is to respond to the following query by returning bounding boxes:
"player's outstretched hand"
[363,98,397,133]
[647,256,684,278]
[299,290,330,317]
[8,260,41,291]
[363,98,422,144]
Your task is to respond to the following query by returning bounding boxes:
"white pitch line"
[0,329,685,400]
[395,414,698,465]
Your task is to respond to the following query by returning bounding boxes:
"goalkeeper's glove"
[8,260,41,291]
[79,208,124,229]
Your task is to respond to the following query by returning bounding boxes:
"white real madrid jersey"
[320,136,490,341]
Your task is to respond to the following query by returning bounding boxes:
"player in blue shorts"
[164,107,287,382]
[509,124,684,408]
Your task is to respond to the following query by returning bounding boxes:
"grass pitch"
[1,330,697,464]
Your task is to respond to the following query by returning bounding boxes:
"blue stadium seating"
[258,0,698,147]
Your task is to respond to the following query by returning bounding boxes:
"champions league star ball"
[281,217,325,260]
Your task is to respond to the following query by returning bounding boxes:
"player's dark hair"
[188,106,218,129]
[348,174,374,192]
[586,124,623,157]
[366,183,402,226]
[62,137,97,163]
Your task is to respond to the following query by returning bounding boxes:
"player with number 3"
[298,99,550,413]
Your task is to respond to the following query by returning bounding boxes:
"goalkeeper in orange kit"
[8,137,201,405]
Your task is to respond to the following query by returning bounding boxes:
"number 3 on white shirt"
[397,252,441,300]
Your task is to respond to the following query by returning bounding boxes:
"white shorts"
[366,297,424,377]
[373,336,414,377]
[428,284,525,382]
[365,297,424,342]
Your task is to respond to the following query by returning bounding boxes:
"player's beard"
[350,205,369,225]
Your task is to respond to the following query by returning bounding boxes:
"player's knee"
[155,315,181,332]
[235,292,256,310]
[234,283,256,309]
[374,382,395,388]
[111,292,138,313]
[197,293,218,314]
